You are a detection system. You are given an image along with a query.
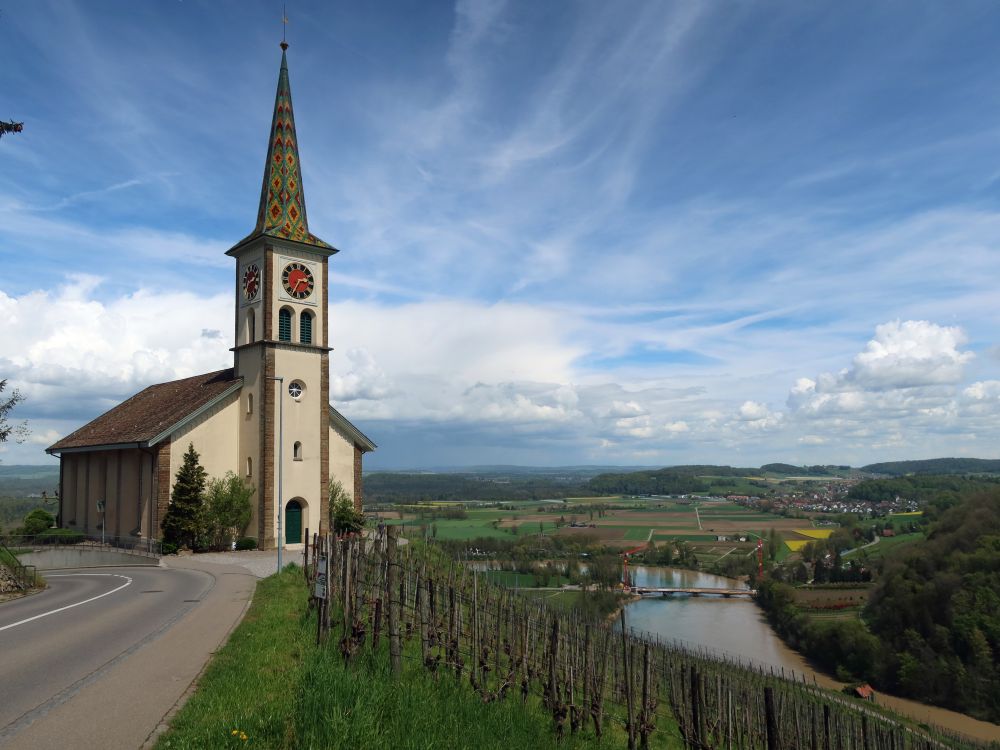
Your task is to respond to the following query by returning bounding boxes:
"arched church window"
[247,393,253,415]
[246,456,253,477]
[300,311,313,345]
[247,309,255,344]
[278,307,292,342]
[293,441,302,461]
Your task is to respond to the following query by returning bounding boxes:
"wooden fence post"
[621,609,636,750]
[387,526,401,676]
[764,686,779,750]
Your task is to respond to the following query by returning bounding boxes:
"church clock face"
[282,262,314,300]
[242,263,260,300]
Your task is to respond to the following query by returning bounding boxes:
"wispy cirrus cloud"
[4,2,1000,467]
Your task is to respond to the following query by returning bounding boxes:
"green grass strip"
[156,567,312,749]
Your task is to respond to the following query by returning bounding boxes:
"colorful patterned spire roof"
[246,46,332,250]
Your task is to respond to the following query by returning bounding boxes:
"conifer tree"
[329,478,363,535]
[161,443,207,549]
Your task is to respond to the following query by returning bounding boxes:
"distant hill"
[0,465,60,496]
[0,465,60,480]
[862,458,1000,476]
[759,463,848,476]
[369,465,660,480]
[587,468,710,495]
[664,465,758,476]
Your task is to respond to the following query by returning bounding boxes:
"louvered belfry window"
[278,308,292,341]
[300,311,313,344]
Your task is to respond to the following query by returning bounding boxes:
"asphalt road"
[0,566,214,745]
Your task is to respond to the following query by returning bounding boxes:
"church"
[46,44,376,550]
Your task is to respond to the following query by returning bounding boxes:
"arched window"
[278,307,292,342]
[246,457,253,477]
[247,309,255,344]
[247,393,253,414]
[300,311,313,345]
[293,441,302,461]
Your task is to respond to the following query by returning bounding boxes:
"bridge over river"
[628,585,755,598]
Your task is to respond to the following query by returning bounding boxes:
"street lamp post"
[268,376,284,575]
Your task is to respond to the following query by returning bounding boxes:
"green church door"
[285,500,302,544]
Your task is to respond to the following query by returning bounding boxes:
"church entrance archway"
[285,499,303,545]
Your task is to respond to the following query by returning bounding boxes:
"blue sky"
[3,1,1000,468]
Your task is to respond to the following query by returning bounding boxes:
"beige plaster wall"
[236,352,263,539]
[169,391,240,485]
[329,422,356,505]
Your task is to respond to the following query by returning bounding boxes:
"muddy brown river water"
[621,566,1000,743]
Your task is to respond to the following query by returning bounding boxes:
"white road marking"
[0,574,133,633]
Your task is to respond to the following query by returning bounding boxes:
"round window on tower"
[288,380,305,400]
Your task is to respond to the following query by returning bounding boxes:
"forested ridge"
[758,487,1000,723]
[848,475,1000,504]
[866,489,1000,720]
[862,457,1000,476]
[586,468,711,495]
[364,473,580,504]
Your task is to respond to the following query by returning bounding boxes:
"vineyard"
[304,528,991,750]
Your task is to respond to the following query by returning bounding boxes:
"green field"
[623,527,653,540]
[843,532,924,561]
[652,533,720,542]
[382,517,563,541]
[372,498,796,551]
[479,569,569,587]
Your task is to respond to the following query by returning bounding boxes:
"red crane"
[620,543,647,589]
[756,538,764,578]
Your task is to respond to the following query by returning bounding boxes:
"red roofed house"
[47,45,375,550]
[854,684,876,702]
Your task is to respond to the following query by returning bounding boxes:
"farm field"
[859,512,925,532]
[376,499,810,571]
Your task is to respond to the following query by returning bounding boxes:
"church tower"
[227,43,335,548]
[47,43,373,551]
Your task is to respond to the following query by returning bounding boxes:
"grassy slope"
[157,566,682,750]
[842,531,924,560]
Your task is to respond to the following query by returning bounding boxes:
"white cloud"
[0,280,231,423]
[788,321,975,417]
[849,320,973,389]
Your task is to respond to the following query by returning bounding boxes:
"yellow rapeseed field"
[784,540,811,552]
[793,528,834,539]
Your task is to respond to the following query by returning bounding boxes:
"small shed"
[854,684,876,702]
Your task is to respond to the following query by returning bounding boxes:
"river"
[621,565,1000,743]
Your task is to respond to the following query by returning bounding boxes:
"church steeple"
[235,44,334,252]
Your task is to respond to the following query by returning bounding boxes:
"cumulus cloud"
[788,321,975,418]
[730,400,783,431]
[774,320,1000,462]
[0,280,231,423]
[848,320,973,389]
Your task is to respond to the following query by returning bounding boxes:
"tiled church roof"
[233,45,334,252]
[47,369,241,453]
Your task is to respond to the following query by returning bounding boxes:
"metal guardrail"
[0,532,161,558]
[1,539,39,590]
